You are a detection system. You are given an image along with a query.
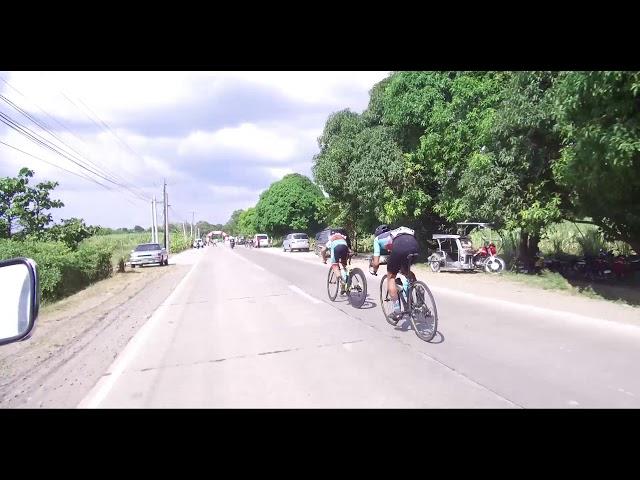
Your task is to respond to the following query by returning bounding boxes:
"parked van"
[254,234,269,248]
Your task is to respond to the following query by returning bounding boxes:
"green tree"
[254,174,323,236]
[0,167,64,238]
[552,71,640,253]
[312,110,405,239]
[133,225,145,232]
[224,209,244,235]
[237,207,258,236]
[45,217,98,248]
[459,71,565,265]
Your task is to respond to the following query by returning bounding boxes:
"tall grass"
[83,232,151,267]
[574,227,607,257]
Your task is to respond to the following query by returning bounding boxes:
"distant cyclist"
[320,228,353,294]
[370,224,420,321]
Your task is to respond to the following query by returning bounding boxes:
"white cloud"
[207,184,262,200]
[222,71,390,106]
[0,71,390,227]
[177,123,297,161]
[4,71,198,123]
[267,167,295,179]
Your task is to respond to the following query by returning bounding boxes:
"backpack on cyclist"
[389,226,415,240]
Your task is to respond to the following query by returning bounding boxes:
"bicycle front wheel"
[408,281,438,342]
[347,268,367,308]
[379,276,400,326]
[327,267,339,301]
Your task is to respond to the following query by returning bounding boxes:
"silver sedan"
[130,243,168,267]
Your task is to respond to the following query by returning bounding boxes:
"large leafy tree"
[552,71,640,253]
[223,209,245,235]
[360,72,506,243]
[0,167,64,239]
[237,207,258,236]
[312,109,405,238]
[459,71,566,264]
[254,173,323,236]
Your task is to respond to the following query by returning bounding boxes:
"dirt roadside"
[0,253,197,408]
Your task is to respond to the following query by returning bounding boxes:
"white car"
[254,234,269,248]
[130,243,168,267]
[283,233,309,252]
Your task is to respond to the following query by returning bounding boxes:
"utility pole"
[151,196,158,243]
[183,221,186,238]
[190,211,196,240]
[163,179,169,252]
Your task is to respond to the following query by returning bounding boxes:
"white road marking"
[618,388,636,397]
[288,285,321,304]
[77,256,201,408]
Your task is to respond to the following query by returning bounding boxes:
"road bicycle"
[369,253,439,342]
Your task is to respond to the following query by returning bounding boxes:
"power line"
[58,89,154,188]
[0,78,152,201]
[0,93,136,192]
[0,109,149,203]
[0,140,139,207]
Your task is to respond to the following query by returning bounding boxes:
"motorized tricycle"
[427,222,506,274]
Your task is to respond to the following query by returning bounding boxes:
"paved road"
[79,245,640,408]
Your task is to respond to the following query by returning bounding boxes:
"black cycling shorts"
[331,243,349,265]
[387,234,420,274]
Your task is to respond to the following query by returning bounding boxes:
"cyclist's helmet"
[374,224,390,237]
[331,227,348,237]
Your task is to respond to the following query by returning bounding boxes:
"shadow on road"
[393,317,444,344]
[356,298,377,310]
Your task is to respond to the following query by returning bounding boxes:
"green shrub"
[170,232,192,253]
[355,234,374,254]
[0,239,113,302]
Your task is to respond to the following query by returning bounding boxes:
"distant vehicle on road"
[193,239,204,249]
[130,243,168,267]
[283,233,309,252]
[314,228,331,256]
[254,234,269,248]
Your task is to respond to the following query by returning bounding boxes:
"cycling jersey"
[373,227,415,256]
[326,232,349,264]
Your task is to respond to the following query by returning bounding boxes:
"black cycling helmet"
[331,227,348,237]
[374,224,390,237]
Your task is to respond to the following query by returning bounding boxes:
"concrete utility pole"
[190,211,196,240]
[151,196,158,243]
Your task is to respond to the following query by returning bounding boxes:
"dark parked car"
[314,228,331,256]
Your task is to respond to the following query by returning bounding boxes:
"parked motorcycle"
[472,241,506,273]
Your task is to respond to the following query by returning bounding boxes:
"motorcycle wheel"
[485,256,505,274]
[430,261,441,273]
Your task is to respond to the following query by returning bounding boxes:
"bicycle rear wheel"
[408,281,438,342]
[347,268,367,308]
[327,267,339,301]
[379,276,399,326]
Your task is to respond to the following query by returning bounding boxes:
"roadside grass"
[83,232,151,268]
[502,270,573,291]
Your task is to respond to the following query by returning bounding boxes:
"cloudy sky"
[0,71,389,228]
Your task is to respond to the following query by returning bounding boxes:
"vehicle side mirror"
[0,258,40,346]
